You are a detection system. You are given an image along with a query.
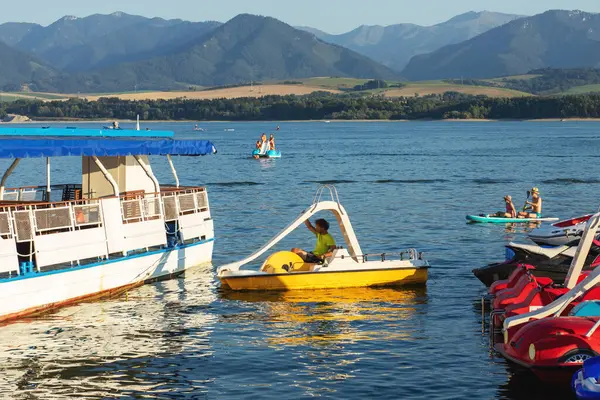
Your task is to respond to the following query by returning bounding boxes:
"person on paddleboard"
[291,219,336,263]
[269,134,275,150]
[253,140,261,159]
[497,195,517,218]
[519,187,542,219]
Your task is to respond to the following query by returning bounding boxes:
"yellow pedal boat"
[217,186,429,291]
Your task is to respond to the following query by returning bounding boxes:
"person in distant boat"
[519,187,543,218]
[276,125,280,131]
[292,219,336,263]
[269,134,275,151]
[195,124,199,130]
[254,140,261,159]
[112,121,120,130]
[497,195,516,218]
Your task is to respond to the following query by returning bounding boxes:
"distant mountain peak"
[402,9,600,80]
[312,11,522,71]
[61,15,78,22]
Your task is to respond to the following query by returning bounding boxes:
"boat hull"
[252,149,281,158]
[220,267,428,291]
[0,240,213,323]
[472,261,587,287]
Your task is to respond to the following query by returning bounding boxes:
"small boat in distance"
[224,128,235,132]
[0,126,217,323]
[252,135,281,159]
[217,185,429,291]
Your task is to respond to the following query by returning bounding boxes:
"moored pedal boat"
[497,214,600,383]
[0,127,216,323]
[473,237,600,287]
[217,186,429,291]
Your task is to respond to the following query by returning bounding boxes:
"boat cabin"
[0,127,216,280]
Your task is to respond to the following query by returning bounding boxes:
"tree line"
[2,92,600,121]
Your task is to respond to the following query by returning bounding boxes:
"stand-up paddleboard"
[466,214,559,224]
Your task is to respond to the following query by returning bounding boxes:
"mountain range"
[300,11,523,71]
[0,10,599,93]
[0,13,401,92]
[403,10,600,80]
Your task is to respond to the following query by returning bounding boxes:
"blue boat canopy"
[0,137,217,158]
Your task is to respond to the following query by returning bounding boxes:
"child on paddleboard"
[254,140,261,159]
[497,195,517,218]
[269,134,275,150]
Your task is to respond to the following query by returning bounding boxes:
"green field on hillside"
[488,74,541,82]
[12,92,68,99]
[0,94,33,102]
[386,80,531,98]
[563,84,600,95]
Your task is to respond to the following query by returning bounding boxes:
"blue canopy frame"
[0,137,217,159]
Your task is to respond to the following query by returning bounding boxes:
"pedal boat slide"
[217,186,429,291]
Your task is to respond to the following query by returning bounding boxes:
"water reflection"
[221,287,427,346]
[217,286,428,398]
[496,363,575,400]
[0,265,217,398]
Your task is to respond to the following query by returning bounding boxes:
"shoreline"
[3,118,600,124]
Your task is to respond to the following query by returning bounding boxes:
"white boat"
[0,126,216,323]
[528,214,593,246]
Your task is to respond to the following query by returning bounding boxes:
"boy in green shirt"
[292,219,336,263]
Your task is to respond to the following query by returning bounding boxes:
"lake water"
[1,121,599,399]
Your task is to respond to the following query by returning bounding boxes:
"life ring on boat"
[75,208,86,224]
[260,251,304,274]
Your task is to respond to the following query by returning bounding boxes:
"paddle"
[522,190,531,212]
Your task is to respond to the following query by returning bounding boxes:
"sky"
[3,0,600,34]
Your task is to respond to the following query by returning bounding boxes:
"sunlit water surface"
[1,121,598,399]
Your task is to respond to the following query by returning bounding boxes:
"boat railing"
[120,193,164,224]
[0,198,107,271]
[2,187,38,202]
[1,184,82,202]
[342,249,425,263]
[0,186,212,274]
[0,210,13,240]
[0,198,103,240]
[160,187,209,222]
